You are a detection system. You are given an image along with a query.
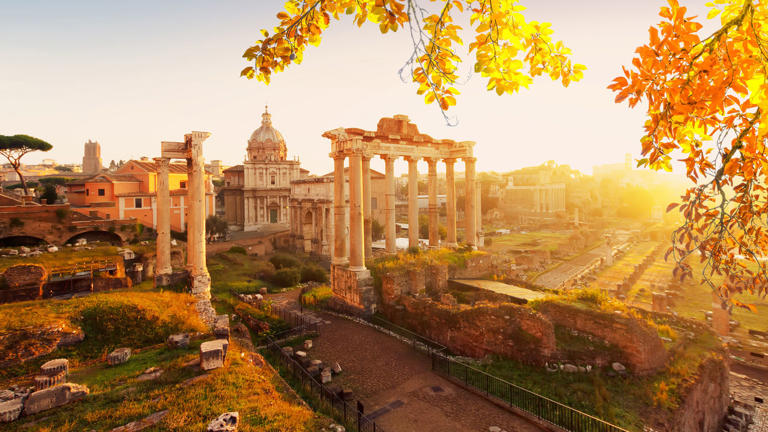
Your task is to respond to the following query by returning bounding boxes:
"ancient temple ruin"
[154,131,216,324]
[324,115,478,311]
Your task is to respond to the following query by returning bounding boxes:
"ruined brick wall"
[331,265,375,312]
[381,296,556,364]
[537,302,669,374]
[666,356,729,432]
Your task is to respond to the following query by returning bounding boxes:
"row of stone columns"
[332,152,478,272]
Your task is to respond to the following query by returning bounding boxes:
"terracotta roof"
[223,165,244,173]
[120,160,190,174]
[67,173,140,185]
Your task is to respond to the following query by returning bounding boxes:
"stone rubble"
[107,348,132,366]
[110,410,169,432]
[23,383,89,416]
[207,411,239,432]
[200,339,229,371]
[167,333,190,349]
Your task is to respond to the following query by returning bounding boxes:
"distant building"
[82,140,103,174]
[65,159,214,231]
[498,167,566,224]
[220,107,306,231]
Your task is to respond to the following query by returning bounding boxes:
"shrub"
[228,246,247,255]
[301,284,333,307]
[55,208,69,222]
[250,260,276,280]
[407,246,421,255]
[300,264,328,283]
[9,217,23,229]
[269,253,300,269]
[271,267,301,287]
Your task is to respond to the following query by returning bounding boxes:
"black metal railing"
[367,315,447,356]
[263,332,387,432]
[431,352,630,432]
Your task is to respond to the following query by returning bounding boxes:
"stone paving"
[308,313,543,432]
[730,368,768,432]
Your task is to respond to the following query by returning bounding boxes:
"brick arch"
[64,230,125,246]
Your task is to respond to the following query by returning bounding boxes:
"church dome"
[248,106,287,161]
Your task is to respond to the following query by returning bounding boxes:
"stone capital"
[380,154,398,163]
[330,152,346,161]
[443,157,456,165]
[404,156,420,164]
[462,156,477,163]
[153,157,170,168]
[424,157,438,166]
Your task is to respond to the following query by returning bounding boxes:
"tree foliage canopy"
[0,134,53,195]
[610,0,768,307]
[242,0,585,121]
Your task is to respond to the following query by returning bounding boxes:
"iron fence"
[431,352,630,432]
[263,333,387,432]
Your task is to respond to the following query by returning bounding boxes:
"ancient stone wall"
[667,356,729,432]
[536,302,668,375]
[331,265,376,312]
[381,296,556,363]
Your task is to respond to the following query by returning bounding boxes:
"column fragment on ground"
[362,155,372,259]
[427,157,438,247]
[383,155,396,253]
[348,152,365,271]
[153,157,172,285]
[407,157,419,248]
[332,155,348,265]
[445,158,457,247]
[464,157,477,248]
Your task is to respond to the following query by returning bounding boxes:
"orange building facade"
[66,159,214,232]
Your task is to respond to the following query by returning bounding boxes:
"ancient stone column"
[464,157,477,248]
[445,158,457,247]
[186,157,196,270]
[476,181,482,245]
[153,157,172,285]
[383,155,396,253]
[362,155,372,259]
[406,157,419,248]
[427,158,438,248]
[332,155,348,265]
[348,152,365,271]
[185,131,215,325]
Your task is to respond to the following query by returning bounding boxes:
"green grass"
[6,342,330,432]
[0,245,120,273]
[486,231,570,253]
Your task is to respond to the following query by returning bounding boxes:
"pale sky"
[1,0,712,177]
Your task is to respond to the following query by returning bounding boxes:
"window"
[86,189,89,196]
[371,197,378,210]
[98,188,105,196]
[180,181,187,189]
[135,198,143,208]
[270,175,276,185]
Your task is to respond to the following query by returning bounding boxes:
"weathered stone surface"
[23,383,89,415]
[110,409,169,431]
[294,350,307,359]
[167,333,190,349]
[107,348,132,366]
[0,398,23,423]
[381,296,555,364]
[214,315,230,340]
[231,323,249,339]
[321,368,332,384]
[310,359,323,369]
[538,302,668,375]
[207,411,239,432]
[665,356,730,432]
[34,370,67,390]
[136,367,164,381]
[281,346,294,357]
[332,362,342,375]
[0,390,14,402]
[200,340,229,371]
[4,264,46,290]
[562,364,578,373]
[41,358,69,376]
[612,362,626,372]
[303,339,312,350]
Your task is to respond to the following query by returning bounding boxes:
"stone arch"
[0,235,47,247]
[65,230,123,246]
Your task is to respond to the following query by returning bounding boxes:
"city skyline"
[2,0,711,177]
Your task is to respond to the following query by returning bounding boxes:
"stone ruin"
[323,116,480,313]
[154,131,216,325]
[1,358,90,423]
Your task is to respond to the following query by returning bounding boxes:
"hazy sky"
[1,0,712,176]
